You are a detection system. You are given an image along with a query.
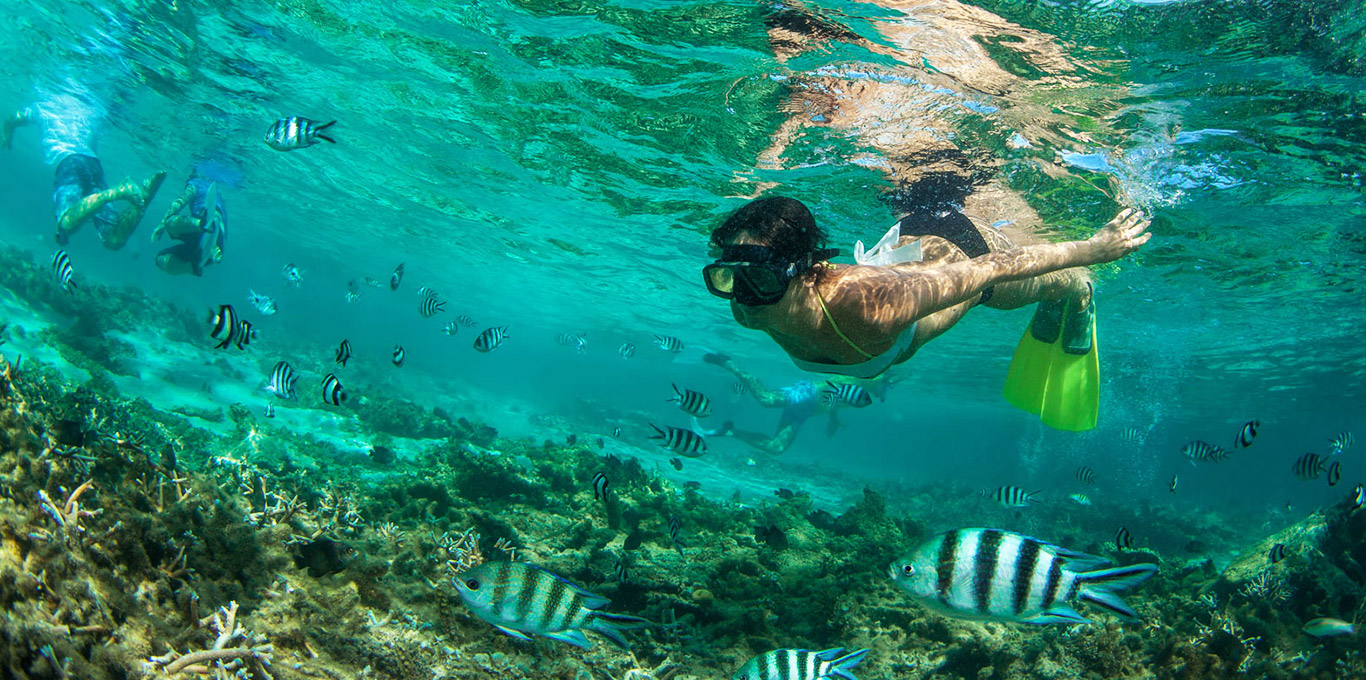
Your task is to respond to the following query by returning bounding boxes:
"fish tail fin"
[316,120,337,143]
[588,612,651,650]
[648,424,664,439]
[823,648,868,680]
[1075,563,1158,621]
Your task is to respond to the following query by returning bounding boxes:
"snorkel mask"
[703,244,838,306]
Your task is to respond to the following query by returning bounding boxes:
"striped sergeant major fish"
[1355,484,1366,510]
[1075,467,1097,484]
[991,485,1039,508]
[265,361,297,399]
[618,342,634,359]
[335,339,352,367]
[419,296,445,318]
[392,344,405,367]
[1234,419,1259,449]
[1293,452,1326,480]
[1120,426,1142,443]
[263,402,275,418]
[1182,440,1228,465]
[1169,473,1178,493]
[654,334,684,353]
[822,382,872,408]
[452,561,649,649]
[51,249,76,292]
[417,286,438,298]
[667,513,685,554]
[649,425,707,457]
[1329,431,1355,455]
[668,384,712,418]
[264,116,335,151]
[613,557,628,582]
[321,373,346,406]
[443,321,458,336]
[556,332,587,353]
[732,648,869,680]
[457,314,478,327]
[889,528,1158,625]
[1327,460,1342,487]
[346,279,361,303]
[390,263,404,291]
[591,472,609,501]
[474,326,509,353]
[1068,493,1091,506]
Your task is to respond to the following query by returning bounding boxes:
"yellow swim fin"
[1003,298,1100,431]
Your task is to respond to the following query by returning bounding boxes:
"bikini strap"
[813,283,877,360]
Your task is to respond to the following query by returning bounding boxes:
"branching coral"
[36,479,100,544]
[146,601,274,679]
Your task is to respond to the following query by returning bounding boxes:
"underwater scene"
[1,0,1364,678]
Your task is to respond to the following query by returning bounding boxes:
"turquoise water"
[0,0,1364,676]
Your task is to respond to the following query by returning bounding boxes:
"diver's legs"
[701,353,788,408]
[88,170,166,250]
[1,107,35,150]
[728,424,797,456]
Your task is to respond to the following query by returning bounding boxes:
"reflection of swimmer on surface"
[699,351,885,455]
[3,96,164,250]
[152,174,227,276]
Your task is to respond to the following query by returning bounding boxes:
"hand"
[1086,208,1151,264]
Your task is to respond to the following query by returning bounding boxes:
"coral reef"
[0,253,1361,680]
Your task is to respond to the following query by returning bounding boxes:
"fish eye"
[901,564,915,576]
[465,579,480,590]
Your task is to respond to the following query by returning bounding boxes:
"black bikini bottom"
[897,209,994,304]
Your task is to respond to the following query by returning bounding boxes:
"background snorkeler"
[701,351,888,456]
[152,171,227,277]
[2,85,164,250]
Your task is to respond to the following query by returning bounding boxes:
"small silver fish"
[248,289,277,316]
[281,263,303,287]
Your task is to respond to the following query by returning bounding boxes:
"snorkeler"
[701,352,881,455]
[703,197,1150,431]
[2,105,165,250]
[151,174,227,276]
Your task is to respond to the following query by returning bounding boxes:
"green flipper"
[1003,298,1099,431]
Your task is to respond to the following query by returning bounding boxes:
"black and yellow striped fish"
[452,561,649,649]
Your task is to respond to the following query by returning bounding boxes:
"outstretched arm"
[831,209,1151,336]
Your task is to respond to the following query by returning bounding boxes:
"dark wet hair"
[710,196,828,266]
